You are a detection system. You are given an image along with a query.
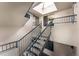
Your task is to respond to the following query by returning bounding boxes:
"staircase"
[21,25,51,56]
[0,22,51,56]
[0,13,77,56]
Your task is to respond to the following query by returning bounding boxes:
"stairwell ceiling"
[0,2,33,27]
[29,2,73,17]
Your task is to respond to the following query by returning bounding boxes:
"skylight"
[33,2,57,15]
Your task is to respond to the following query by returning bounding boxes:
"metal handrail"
[27,25,49,51]
[18,24,41,42]
[53,14,77,20]
[23,24,51,56]
[39,30,51,56]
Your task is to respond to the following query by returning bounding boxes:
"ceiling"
[0,2,33,27]
[29,2,73,17]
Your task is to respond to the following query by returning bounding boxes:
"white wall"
[0,2,32,27]
[0,2,41,56]
[48,8,75,46]
[48,8,74,19]
[0,12,39,56]
[0,2,32,42]
[49,8,79,55]
[0,12,36,45]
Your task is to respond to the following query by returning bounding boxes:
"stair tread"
[36,42,41,45]
[29,51,38,56]
[32,46,41,51]
[30,47,40,55]
[33,43,43,49]
[39,37,47,40]
[37,40,45,45]
[23,51,35,56]
[41,36,48,38]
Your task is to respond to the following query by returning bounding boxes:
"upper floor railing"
[50,14,77,24]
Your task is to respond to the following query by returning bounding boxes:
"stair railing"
[52,14,77,24]
[25,24,51,56]
[18,24,41,55]
[0,24,41,55]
